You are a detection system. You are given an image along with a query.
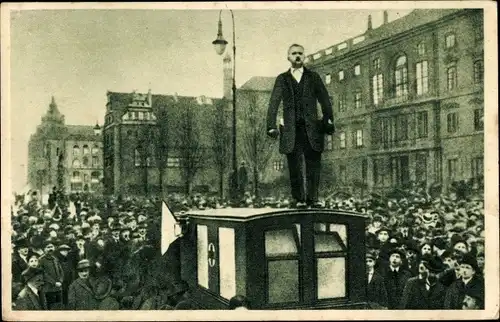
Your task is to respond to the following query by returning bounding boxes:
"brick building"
[102,90,224,196]
[303,8,484,194]
[27,97,104,196]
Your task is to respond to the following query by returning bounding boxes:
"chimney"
[147,88,152,106]
[367,15,373,31]
[93,122,102,136]
[383,11,389,24]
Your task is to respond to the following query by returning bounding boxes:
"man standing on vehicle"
[267,44,335,208]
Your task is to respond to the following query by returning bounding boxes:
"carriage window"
[197,225,209,289]
[218,227,236,300]
[314,223,347,300]
[265,226,301,304]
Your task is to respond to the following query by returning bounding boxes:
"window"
[167,157,181,168]
[417,111,428,138]
[416,61,429,95]
[355,129,363,147]
[338,95,346,112]
[72,159,81,168]
[313,223,347,299]
[265,227,301,303]
[92,156,99,167]
[394,55,408,97]
[448,158,458,180]
[82,156,89,167]
[273,160,284,170]
[134,111,139,119]
[83,145,90,155]
[447,112,459,133]
[219,227,236,299]
[474,109,484,131]
[473,60,483,84]
[83,174,89,183]
[445,33,456,48]
[326,135,333,150]
[72,171,81,182]
[354,64,361,76]
[73,145,80,156]
[134,149,141,167]
[415,154,428,185]
[417,42,426,56]
[471,157,483,179]
[339,132,346,149]
[338,70,344,81]
[396,115,409,141]
[373,58,381,70]
[91,171,100,183]
[325,73,331,84]
[354,91,362,109]
[92,145,99,155]
[197,225,208,288]
[372,74,383,105]
[373,159,385,186]
[447,65,457,90]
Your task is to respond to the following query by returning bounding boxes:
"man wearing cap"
[383,248,411,309]
[39,240,64,309]
[400,255,447,309]
[14,267,48,310]
[67,259,100,310]
[366,251,388,309]
[444,253,484,309]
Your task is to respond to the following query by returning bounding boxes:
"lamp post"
[212,9,238,201]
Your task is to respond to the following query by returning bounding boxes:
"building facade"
[303,9,483,194]
[27,97,104,196]
[102,90,223,196]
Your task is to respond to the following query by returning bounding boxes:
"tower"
[223,52,233,99]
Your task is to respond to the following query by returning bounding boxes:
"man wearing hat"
[14,267,48,310]
[167,280,198,309]
[383,248,411,309]
[403,240,420,277]
[39,240,64,309]
[67,259,99,310]
[56,242,73,306]
[444,253,484,309]
[400,254,447,309]
[366,251,388,309]
[12,237,30,284]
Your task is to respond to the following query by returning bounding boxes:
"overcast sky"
[7,4,413,192]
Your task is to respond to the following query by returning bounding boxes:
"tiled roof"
[66,125,101,141]
[239,76,276,92]
[306,9,465,64]
[107,91,222,108]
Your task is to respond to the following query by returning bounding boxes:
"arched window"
[473,60,483,84]
[72,159,81,168]
[82,156,89,167]
[394,55,408,97]
[92,145,99,155]
[91,171,100,183]
[83,145,90,155]
[134,149,141,167]
[92,155,99,167]
[73,145,80,156]
[72,171,81,182]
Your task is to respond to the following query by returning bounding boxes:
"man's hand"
[267,129,279,139]
[323,118,335,135]
[55,282,62,287]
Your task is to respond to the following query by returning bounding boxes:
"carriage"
[169,206,369,309]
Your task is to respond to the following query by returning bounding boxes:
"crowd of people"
[10,183,485,310]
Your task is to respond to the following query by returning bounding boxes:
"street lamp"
[212,9,238,201]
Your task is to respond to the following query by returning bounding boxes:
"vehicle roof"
[185,207,367,222]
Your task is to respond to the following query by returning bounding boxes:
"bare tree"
[241,92,276,199]
[154,105,169,198]
[175,100,205,195]
[209,99,231,199]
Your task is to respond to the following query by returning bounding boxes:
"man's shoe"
[308,201,324,208]
[295,201,307,209]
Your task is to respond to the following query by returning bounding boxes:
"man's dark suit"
[267,67,334,203]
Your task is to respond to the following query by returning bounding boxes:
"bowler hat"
[366,251,377,260]
[420,255,445,273]
[58,243,71,251]
[14,237,29,250]
[22,266,44,283]
[405,240,420,254]
[388,247,406,259]
[77,259,91,271]
[432,237,447,250]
